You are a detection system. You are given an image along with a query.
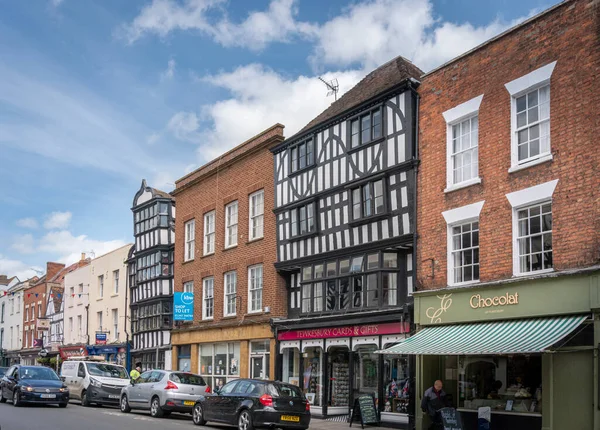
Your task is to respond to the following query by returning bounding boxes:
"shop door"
[251,355,267,379]
[552,351,593,430]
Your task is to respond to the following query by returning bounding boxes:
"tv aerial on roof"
[319,77,339,101]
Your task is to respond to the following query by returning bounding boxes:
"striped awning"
[379,315,587,355]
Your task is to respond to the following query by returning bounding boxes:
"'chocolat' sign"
[470,292,519,309]
[277,322,408,341]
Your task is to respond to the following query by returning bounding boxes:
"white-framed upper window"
[203,211,215,255]
[248,265,263,313]
[225,201,238,248]
[98,275,104,298]
[506,179,558,276]
[184,219,195,261]
[113,270,119,294]
[224,271,237,317]
[183,281,194,293]
[249,190,264,241]
[505,61,556,171]
[443,95,483,192]
[202,277,214,320]
[442,201,485,286]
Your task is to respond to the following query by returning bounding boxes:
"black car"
[0,365,69,407]
[192,379,310,430]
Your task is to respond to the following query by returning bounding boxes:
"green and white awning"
[379,315,587,355]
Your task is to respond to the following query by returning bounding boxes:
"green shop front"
[380,269,600,430]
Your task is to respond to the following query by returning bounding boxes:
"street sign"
[38,349,48,358]
[174,292,194,321]
[33,339,43,348]
[95,333,107,345]
[36,318,50,331]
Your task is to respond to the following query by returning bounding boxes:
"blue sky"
[0,0,557,279]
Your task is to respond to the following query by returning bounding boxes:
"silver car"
[120,370,210,418]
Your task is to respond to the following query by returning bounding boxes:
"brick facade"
[172,124,287,329]
[416,0,600,290]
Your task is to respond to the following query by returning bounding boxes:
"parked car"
[0,365,69,408]
[192,379,310,430]
[60,357,129,406]
[120,370,210,418]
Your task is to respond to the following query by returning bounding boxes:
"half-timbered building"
[128,180,175,370]
[271,56,422,423]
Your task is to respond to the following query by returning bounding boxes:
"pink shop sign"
[277,322,409,341]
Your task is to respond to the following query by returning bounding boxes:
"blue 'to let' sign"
[173,292,194,321]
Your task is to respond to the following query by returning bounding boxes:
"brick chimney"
[46,262,65,282]
[81,252,86,262]
[0,275,8,286]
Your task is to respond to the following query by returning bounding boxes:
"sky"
[0,0,558,280]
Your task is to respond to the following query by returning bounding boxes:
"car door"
[134,371,154,408]
[72,363,86,399]
[142,371,164,408]
[6,367,19,398]
[207,380,238,422]
[2,366,15,399]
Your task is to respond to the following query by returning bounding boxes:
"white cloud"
[0,255,42,282]
[37,230,128,265]
[11,234,36,255]
[50,0,64,7]
[147,132,161,145]
[16,217,38,229]
[167,111,201,142]
[160,58,176,81]
[44,211,72,230]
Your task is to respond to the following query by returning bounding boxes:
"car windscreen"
[86,363,128,379]
[170,373,206,386]
[271,384,303,398]
[19,367,59,381]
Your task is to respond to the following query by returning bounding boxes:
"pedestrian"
[130,362,142,382]
[421,380,448,430]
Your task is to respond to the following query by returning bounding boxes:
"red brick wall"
[417,0,600,290]
[173,128,287,327]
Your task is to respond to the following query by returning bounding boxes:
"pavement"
[0,399,397,430]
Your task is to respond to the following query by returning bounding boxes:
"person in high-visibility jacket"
[130,362,142,381]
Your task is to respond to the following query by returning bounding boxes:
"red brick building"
[170,124,286,389]
[406,1,600,429]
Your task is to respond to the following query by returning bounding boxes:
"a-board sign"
[439,407,463,430]
[349,395,379,428]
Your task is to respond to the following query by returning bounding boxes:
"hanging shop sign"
[277,322,409,341]
[95,333,107,345]
[173,292,194,321]
[59,346,88,359]
[36,318,50,331]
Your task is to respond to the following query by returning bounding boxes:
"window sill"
[246,311,264,316]
[202,317,214,321]
[77,303,83,306]
[246,237,264,245]
[288,164,316,178]
[448,280,480,289]
[201,252,215,259]
[287,231,318,243]
[222,315,237,320]
[513,268,554,278]
[508,154,553,173]
[222,245,238,252]
[347,136,386,155]
[444,177,482,193]
[111,294,119,298]
[348,213,389,228]
[96,298,103,301]
[182,258,195,265]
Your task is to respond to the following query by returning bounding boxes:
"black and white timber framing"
[128,180,175,370]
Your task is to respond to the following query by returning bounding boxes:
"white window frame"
[97,311,103,332]
[113,270,119,295]
[443,95,483,192]
[249,190,264,241]
[77,316,82,340]
[203,211,215,256]
[224,271,237,317]
[184,219,196,262]
[183,281,194,293]
[505,61,556,172]
[98,275,104,298]
[442,201,485,287]
[202,277,214,320]
[112,309,118,341]
[225,201,238,248]
[248,265,263,313]
[506,179,558,276]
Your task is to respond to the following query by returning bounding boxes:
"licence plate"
[41,394,56,399]
[108,395,120,399]
[184,401,195,406]
[281,415,300,422]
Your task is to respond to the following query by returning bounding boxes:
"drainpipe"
[85,304,90,346]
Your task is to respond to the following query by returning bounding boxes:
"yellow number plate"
[281,416,300,422]
[184,401,195,406]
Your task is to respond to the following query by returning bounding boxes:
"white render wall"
[63,265,91,346]
[1,284,24,351]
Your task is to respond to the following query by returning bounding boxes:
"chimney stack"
[81,252,86,262]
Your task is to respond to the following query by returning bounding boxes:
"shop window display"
[383,353,410,414]
[354,345,379,404]
[199,342,240,391]
[303,347,323,406]
[458,355,542,414]
[282,348,300,386]
[328,347,350,407]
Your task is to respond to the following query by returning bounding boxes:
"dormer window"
[289,137,314,174]
[349,106,383,149]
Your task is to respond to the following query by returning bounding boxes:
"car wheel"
[193,403,207,426]
[0,388,6,403]
[238,409,254,430]
[59,403,68,408]
[150,396,164,418]
[12,390,20,407]
[81,390,91,407]
[120,395,131,413]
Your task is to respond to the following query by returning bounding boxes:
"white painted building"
[62,264,91,348]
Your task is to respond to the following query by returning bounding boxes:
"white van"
[60,356,130,406]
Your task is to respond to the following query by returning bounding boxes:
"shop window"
[250,340,270,380]
[354,345,379,400]
[178,345,191,372]
[282,348,300,386]
[383,352,410,414]
[457,355,542,414]
[199,342,240,391]
[328,347,350,408]
[303,347,323,407]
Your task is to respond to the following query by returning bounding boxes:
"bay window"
[351,178,385,221]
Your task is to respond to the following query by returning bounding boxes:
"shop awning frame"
[377,315,588,355]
